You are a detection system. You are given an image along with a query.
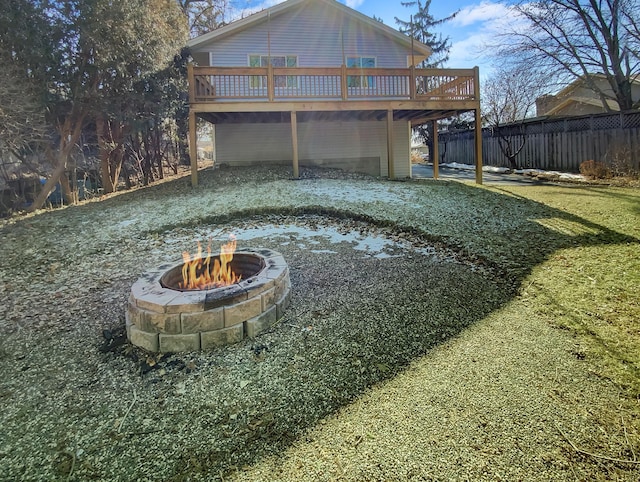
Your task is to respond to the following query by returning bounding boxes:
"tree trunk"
[97,115,116,194]
[98,117,126,193]
[28,115,85,212]
[59,175,78,205]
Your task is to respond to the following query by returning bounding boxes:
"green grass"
[488,184,640,396]
[2,167,639,479]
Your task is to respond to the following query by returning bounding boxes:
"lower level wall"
[214,119,411,178]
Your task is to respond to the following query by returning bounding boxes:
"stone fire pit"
[126,248,290,352]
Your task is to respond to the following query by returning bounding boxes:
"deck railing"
[189,65,478,103]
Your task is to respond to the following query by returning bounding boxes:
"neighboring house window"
[347,56,376,88]
[249,54,297,88]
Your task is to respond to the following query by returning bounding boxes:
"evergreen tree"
[395,0,458,68]
[395,1,459,162]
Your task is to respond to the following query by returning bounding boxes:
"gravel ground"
[0,166,638,481]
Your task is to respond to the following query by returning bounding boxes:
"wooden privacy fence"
[438,111,640,173]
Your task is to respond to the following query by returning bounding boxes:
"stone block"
[139,311,181,334]
[245,305,277,338]
[265,264,288,282]
[201,324,244,349]
[224,296,262,327]
[241,275,275,299]
[159,333,201,353]
[164,291,206,314]
[276,289,291,319]
[128,325,159,352]
[181,308,224,333]
[275,275,291,299]
[134,285,179,313]
[126,302,142,327]
[261,287,277,311]
[204,285,248,309]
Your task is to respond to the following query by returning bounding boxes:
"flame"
[179,236,241,290]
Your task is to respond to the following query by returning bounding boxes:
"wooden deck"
[188,65,479,112]
[186,64,483,185]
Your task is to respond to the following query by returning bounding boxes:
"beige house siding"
[537,76,640,116]
[215,119,411,177]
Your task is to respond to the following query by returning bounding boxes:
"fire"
[179,236,241,290]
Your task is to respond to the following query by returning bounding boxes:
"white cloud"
[450,1,512,27]
[344,0,366,7]
[445,1,529,76]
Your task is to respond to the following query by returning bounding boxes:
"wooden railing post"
[267,64,275,101]
[188,63,195,102]
[473,66,480,100]
[410,65,416,100]
[341,64,348,100]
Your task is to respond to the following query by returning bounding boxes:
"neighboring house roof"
[536,73,640,116]
[187,0,432,62]
[542,95,620,116]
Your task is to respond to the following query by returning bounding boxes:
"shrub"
[605,143,640,180]
[580,160,611,179]
[410,149,424,164]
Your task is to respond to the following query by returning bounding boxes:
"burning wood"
[180,236,241,290]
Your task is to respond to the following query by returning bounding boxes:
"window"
[249,55,297,88]
[347,56,376,88]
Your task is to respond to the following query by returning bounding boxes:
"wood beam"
[188,110,198,187]
[190,99,480,114]
[387,109,395,179]
[291,111,299,179]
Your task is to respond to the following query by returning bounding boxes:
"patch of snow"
[484,166,511,174]
[441,162,475,171]
[167,222,423,259]
[559,172,586,181]
[440,163,509,173]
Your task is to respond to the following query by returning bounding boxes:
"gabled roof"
[540,73,640,115]
[554,73,640,98]
[187,0,432,59]
[543,96,620,116]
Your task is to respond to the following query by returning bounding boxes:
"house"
[186,0,482,183]
[536,74,640,117]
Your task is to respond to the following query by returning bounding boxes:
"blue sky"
[239,0,517,76]
[352,0,512,72]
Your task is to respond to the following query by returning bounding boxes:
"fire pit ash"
[126,241,290,352]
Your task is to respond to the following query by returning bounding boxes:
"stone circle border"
[125,248,290,352]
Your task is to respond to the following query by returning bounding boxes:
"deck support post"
[387,109,395,179]
[291,111,299,179]
[188,110,198,187]
[474,107,483,185]
[474,66,483,185]
[432,120,439,180]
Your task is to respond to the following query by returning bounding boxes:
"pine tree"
[395,0,458,68]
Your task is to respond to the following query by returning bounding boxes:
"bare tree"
[493,0,640,111]
[178,0,233,37]
[482,67,547,169]
[0,63,48,160]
